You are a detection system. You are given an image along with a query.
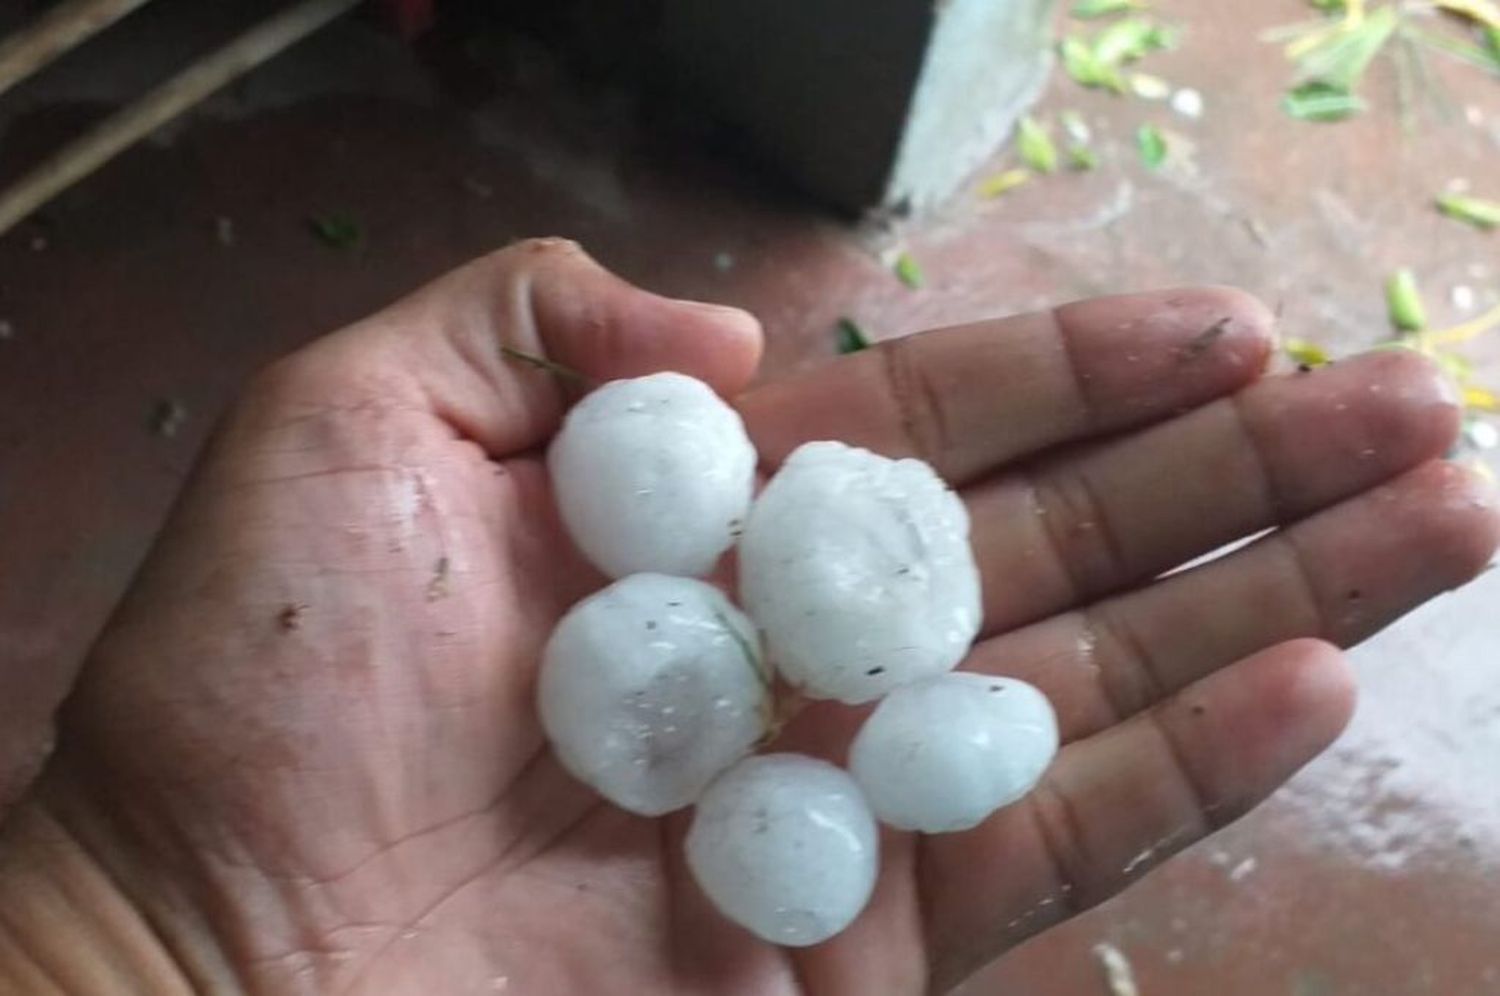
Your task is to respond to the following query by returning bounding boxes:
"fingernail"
[1433,369,1465,409]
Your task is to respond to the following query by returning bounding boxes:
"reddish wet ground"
[0,1,1496,992]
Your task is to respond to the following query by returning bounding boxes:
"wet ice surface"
[537,574,767,816]
[850,673,1059,833]
[685,753,879,947]
[548,372,755,578]
[738,441,982,703]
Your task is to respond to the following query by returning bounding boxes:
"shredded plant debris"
[1287,280,1500,478]
[1436,192,1500,230]
[1068,145,1101,170]
[1059,13,1179,94]
[836,317,872,354]
[1136,123,1168,168]
[1017,116,1060,173]
[1061,110,1092,143]
[1060,37,1126,92]
[1072,0,1147,18]
[1285,337,1334,367]
[1094,16,1179,65]
[1271,0,1500,121]
[1386,268,1429,332]
[1129,71,1172,99]
[1284,80,1369,120]
[979,168,1033,197]
[893,251,925,289]
[498,344,588,383]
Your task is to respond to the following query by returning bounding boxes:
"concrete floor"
[1,1,1497,992]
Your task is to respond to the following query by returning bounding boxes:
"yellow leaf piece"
[1425,301,1500,347]
[1284,337,1333,367]
[1464,385,1500,411]
[980,169,1033,198]
[1435,0,1500,30]
[1017,117,1060,173]
[1130,72,1172,98]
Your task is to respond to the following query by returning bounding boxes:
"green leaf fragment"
[1016,116,1059,173]
[1402,25,1500,74]
[894,251,925,289]
[1068,145,1100,170]
[1094,17,1179,65]
[1061,37,1126,91]
[1284,337,1333,367]
[836,317,871,354]
[307,213,362,249]
[1072,0,1146,18]
[1283,81,1367,120]
[1136,124,1168,168]
[1386,269,1429,333]
[1436,193,1500,229]
[1296,5,1399,90]
[1309,0,1347,12]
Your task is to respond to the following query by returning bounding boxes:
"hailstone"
[849,673,1058,833]
[737,441,981,704]
[547,372,756,578]
[686,753,878,946]
[537,574,769,816]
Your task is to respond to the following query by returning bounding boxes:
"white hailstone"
[537,574,768,816]
[1170,88,1204,119]
[849,673,1059,833]
[686,754,879,947]
[737,441,981,704]
[548,372,756,578]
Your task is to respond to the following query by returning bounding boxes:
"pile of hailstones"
[540,372,1059,947]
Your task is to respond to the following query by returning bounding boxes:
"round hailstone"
[849,673,1058,833]
[548,372,756,579]
[686,754,878,947]
[537,574,768,816]
[737,441,981,704]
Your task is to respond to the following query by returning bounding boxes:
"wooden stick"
[0,0,158,98]
[0,0,364,237]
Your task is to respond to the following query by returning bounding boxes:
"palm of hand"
[27,241,1496,995]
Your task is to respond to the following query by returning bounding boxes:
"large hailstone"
[686,753,879,947]
[537,574,769,816]
[849,673,1058,833]
[737,441,981,704]
[547,372,756,578]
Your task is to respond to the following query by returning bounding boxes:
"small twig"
[0,0,157,98]
[497,344,588,384]
[0,0,363,237]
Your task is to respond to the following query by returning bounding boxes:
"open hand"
[3,240,1494,994]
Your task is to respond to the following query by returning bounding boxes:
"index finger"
[737,288,1274,485]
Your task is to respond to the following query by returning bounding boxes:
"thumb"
[256,238,763,456]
